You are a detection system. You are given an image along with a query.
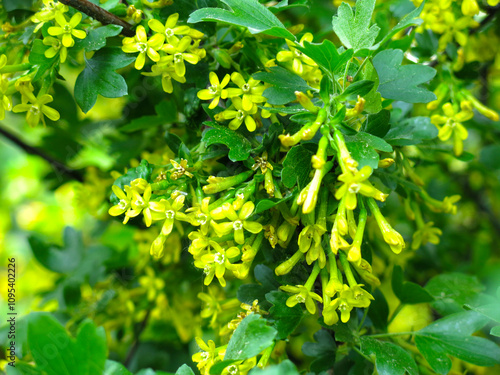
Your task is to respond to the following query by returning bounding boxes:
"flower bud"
[378,158,395,168]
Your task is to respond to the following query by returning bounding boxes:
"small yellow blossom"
[223,72,266,111]
[148,13,191,42]
[216,97,258,132]
[161,36,201,76]
[197,72,231,109]
[211,201,262,244]
[48,12,86,48]
[280,284,323,314]
[431,102,472,156]
[122,25,165,70]
[276,33,316,75]
[12,93,60,127]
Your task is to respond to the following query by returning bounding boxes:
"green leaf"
[346,140,379,170]
[188,0,295,40]
[78,25,122,52]
[373,49,436,103]
[361,337,418,375]
[248,360,299,375]
[391,265,434,304]
[281,145,313,189]
[384,116,438,146]
[255,194,293,214]
[465,303,500,324]
[28,313,78,375]
[224,314,277,361]
[302,330,336,373]
[6,362,45,375]
[75,320,107,375]
[28,227,83,274]
[253,67,311,105]
[29,39,58,81]
[121,101,177,132]
[175,364,195,375]
[332,0,380,52]
[415,311,500,374]
[491,325,500,337]
[103,360,132,375]
[338,80,375,100]
[202,122,253,162]
[265,291,303,340]
[295,40,354,76]
[425,273,485,316]
[380,2,424,46]
[360,60,382,113]
[74,47,135,113]
[364,109,390,138]
[367,289,389,330]
[346,131,393,152]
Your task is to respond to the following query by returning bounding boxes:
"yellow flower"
[170,158,194,179]
[161,36,201,76]
[431,102,472,156]
[197,242,240,287]
[138,266,165,301]
[150,194,188,235]
[31,0,68,30]
[148,13,191,42]
[412,221,442,250]
[280,285,323,314]
[108,185,134,221]
[197,72,231,109]
[461,0,479,16]
[143,61,186,93]
[335,166,388,210]
[43,36,68,62]
[276,32,316,75]
[0,73,12,120]
[192,337,223,375]
[12,93,60,127]
[223,72,266,111]
[48,12,86,48]
[122,25,165,70]
[251,151,273,174]
[299,225,326,267]
[215,97,258,132]
[211,201,262,244]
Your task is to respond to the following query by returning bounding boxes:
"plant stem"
[59,0,135,37]
[368,331,414,338]
[0,63,32,74]
[0,123,83,182]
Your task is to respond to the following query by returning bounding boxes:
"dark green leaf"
[339,80,375,100]
[346,140,379,169]
[302,330,336,373]
[188,0,294,40]
[103,360,133,375]
[373,49,436,103]
[392,265,434,304]
[346,131,392,152]
[367,289,389,330]
[360,60,382,114]
[121,101,177,132]
[361,337,418,375]
[265,291,303,340]
[175,364,195,375]
[380,2,424,45]
[332,0,380,51]
[78,25,122,52]
[281,145,313,189]
[253,67,311,105]
[364,110,390,137]
[415,311,500,373]
[248,360,299,375]
[202,123,253,162]
[28,227,83,274]
[425,273,484,315]
[384,116,438,146]
[224,314,277,361]
[74,48,135,113]
[295,40,354,76]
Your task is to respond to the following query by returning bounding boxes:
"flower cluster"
[122,13,205,93]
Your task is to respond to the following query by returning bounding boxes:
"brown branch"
[0,124,83,182]
[59,0,135,37]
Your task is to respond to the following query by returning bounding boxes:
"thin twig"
[59,0,135,37]
[0,124,83,182]
[124,309,151,367]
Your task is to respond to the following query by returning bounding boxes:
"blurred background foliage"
[0,0,499,374]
